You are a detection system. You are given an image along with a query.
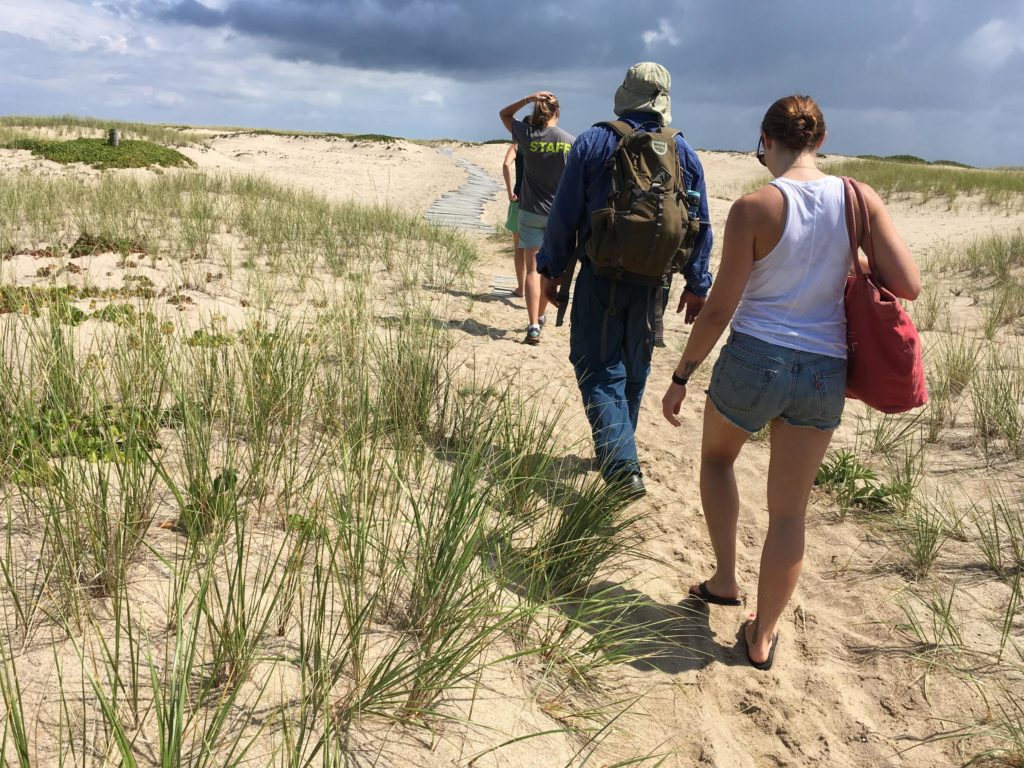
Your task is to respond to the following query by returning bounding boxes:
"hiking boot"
[524,325,541,345]
[607,473,647,502]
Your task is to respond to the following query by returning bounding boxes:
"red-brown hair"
[761,95,826,152]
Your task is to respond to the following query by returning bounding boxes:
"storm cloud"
[144,0,1023,109]
[2,0,1023,165]
[151,0,645,77]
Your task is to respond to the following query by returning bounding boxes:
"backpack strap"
[594,121,636,205]
[656,127,685,178]
[594,120,635,139]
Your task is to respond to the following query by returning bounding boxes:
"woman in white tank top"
[660,95,921,670]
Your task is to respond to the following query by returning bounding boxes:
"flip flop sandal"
[742,618,780,671]
[688,580,742,606]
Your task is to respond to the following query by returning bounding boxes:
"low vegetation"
[0,163,672,765]
[813,188,1024,762]
[4,137,194,170]
[1,116,1021,765]
[0,115,196,146]
[825,158,1024,207]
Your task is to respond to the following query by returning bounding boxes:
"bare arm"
[857,182,921,300]
[499,91,554,133]
[502,144,517,201]
[676,198,757,373]
[662,197,758,425]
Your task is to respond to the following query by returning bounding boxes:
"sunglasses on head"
[756,136,766,167]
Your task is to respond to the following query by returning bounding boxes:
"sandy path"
[424,144,1017,767]
[432,236,962,768]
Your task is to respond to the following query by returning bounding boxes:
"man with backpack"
[538,62,713,499]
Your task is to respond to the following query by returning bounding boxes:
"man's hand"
[677,288,705,324]
[543,274,564,307]
[508,191,518,203]
[662,382,687,427]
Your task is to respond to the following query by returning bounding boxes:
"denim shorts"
[707,331,847,432]
[517,209,548,250]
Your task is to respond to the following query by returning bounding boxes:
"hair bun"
[762,95,826,151]
[791,115,817,144]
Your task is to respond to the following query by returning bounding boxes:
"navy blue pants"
[569,261,657,480]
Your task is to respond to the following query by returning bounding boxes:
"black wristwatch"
[671,372,689,387]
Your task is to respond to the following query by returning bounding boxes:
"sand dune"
[2,129,1022,767]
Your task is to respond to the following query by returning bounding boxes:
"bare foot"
[511,289,524,298]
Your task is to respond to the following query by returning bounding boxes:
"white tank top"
[730,175,850,358]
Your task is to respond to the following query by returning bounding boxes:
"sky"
[1,0,1023,167]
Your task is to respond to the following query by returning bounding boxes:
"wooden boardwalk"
[424,149,502,233]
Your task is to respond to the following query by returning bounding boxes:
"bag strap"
[596,121,680,143]
[595,120,634,139]
[842,176,877,278]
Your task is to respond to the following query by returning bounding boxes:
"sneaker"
[524,325,541,345]
[538,314,547,328]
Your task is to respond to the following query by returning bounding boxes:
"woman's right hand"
[529,91,555,104]
[662,383,687,427]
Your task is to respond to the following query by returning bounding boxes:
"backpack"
[585,121,701,286]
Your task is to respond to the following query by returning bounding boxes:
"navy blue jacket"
[537,111,713,296]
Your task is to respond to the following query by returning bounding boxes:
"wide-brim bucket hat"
[613,62,672,125]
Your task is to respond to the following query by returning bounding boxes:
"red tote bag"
[842,177,928,413]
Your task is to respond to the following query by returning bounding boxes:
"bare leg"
[746,419,834,663]
[524,247,548,326]
[693,397,751,601]
[512,232,525,297]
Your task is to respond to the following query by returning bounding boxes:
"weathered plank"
[425,148,502,233]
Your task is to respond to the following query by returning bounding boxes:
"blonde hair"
[529,96,559,128]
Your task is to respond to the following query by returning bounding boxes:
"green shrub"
[8,137,193,170]
[93,303,137,325]
[815,449,908,517]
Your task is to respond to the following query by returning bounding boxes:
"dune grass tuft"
[824,158,1024,208]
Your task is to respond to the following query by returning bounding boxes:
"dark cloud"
[147,0,1023,112]
[153,0,642,77]
[5,0,1023,165]
[157,0,223,26]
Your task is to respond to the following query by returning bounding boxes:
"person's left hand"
[677,288,705,324]
[662,382,687,426]
[543,275,564,306]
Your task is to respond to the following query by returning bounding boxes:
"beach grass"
[0,115,197,146]
[2,120,1023,765]
[0,163,670,764]
[823,158,1024,208]
[815,213,1024,763]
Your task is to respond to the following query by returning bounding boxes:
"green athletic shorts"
[505,201,519,233]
